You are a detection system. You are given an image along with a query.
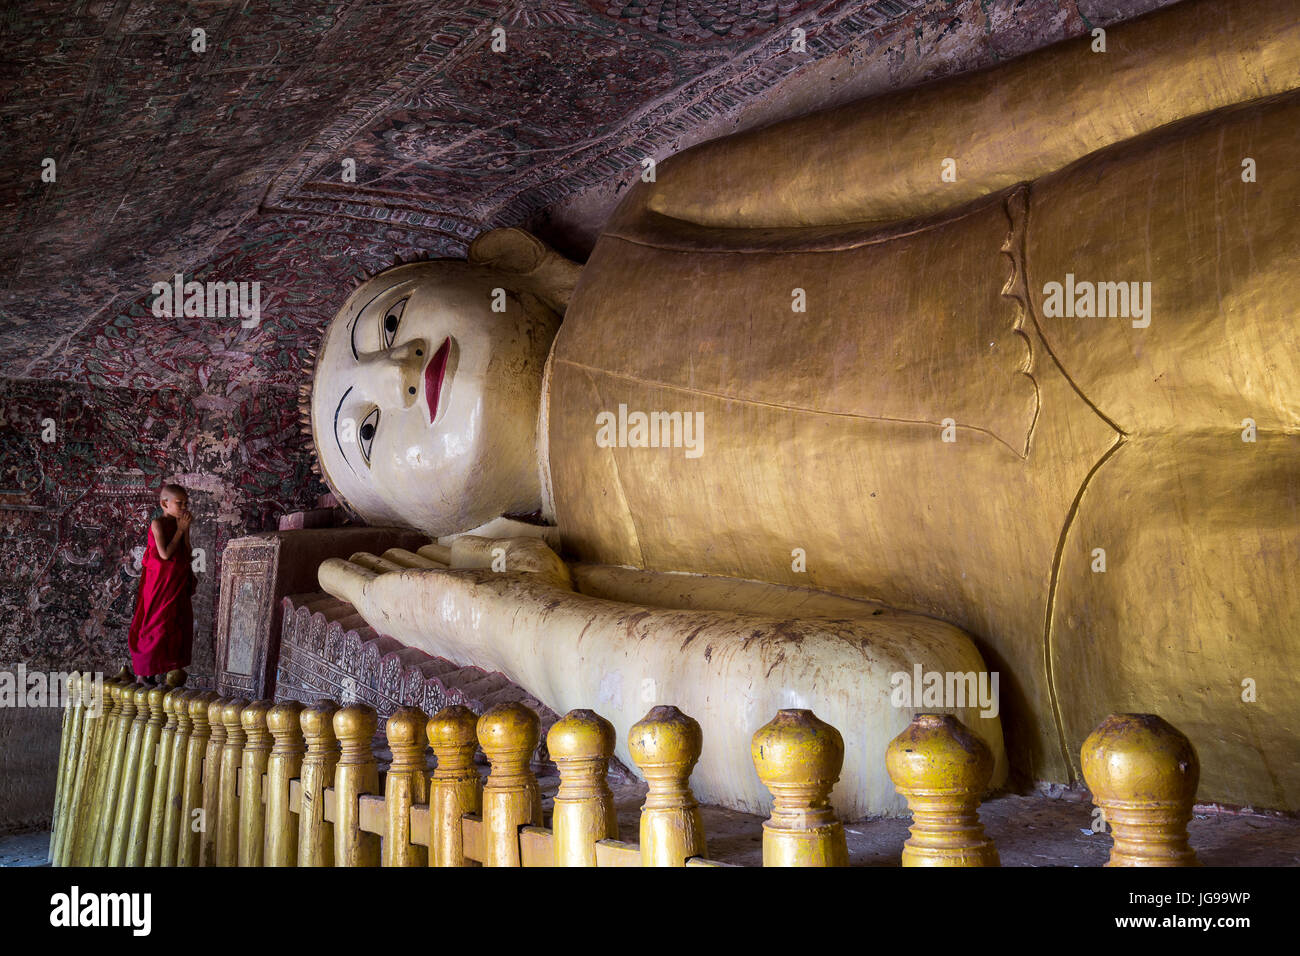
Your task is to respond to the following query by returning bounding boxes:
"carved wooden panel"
[215,538,280,699]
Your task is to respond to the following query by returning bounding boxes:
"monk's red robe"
[127,519,194,676]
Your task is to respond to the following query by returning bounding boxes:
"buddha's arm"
[319,538,1006,817]
[640,0,1298,229]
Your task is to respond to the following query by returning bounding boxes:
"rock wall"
[0,375,323,830]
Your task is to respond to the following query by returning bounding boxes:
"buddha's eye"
[381,298,407,349]
[358,407,380,464]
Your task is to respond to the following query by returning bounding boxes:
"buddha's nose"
[360,339,429,409]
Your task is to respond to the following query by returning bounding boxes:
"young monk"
[127,483,196,685]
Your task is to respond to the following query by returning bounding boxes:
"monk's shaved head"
[160,483,188,502]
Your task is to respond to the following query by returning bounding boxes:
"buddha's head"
[306,229,579,537]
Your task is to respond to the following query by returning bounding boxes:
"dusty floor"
[0,831,49,867]
[545,771,1300,867]
[7,784,1297,867]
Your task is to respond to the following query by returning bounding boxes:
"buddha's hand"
[317,535,592,685]
[317,535,573,652]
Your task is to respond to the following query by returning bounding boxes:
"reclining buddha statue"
[309,0,1299,817]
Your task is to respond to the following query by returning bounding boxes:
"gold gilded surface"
[548,709,618,866]
[144,689,183,866]
[298,701,341,867]
[238,700,274,866]
[628,706,705,867]
[550,0,1300,806]
[382,706,429,867]
[57,676,94,868]
[92,682,134,866]
[125,686,166,866]
[1034,90,1300,807]
[72,678,119,866]
[216,698,250,867]
[644,0,1298,228]
[477,702,542,867]
[107,686,149,865]
[49,672,80,864]
[196,696,229,866]
[886,714,999,867]
[333,703,380,867]
[265,701,305,867]
[553,141,1111,796]
[427,705,481,867]
[1081,713,1199,867]
[752,709,847,867]
[175,691,214,866]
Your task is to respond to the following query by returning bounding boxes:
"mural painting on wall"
[0,377,324,677]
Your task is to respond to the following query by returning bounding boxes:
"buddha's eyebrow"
[333,385,356,475]
[349,288,391,361]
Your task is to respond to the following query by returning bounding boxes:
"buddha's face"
[311,261,560,536]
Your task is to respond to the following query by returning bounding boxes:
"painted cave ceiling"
[0,0,1172,398]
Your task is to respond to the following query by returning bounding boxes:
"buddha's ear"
[468,227,583,314]
[468,227,547,273]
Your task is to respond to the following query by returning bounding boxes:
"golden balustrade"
[91,680,135,866]
[885,713,1000,867]
[297,700,340,866]
[163,691,196,868]
[47,679,1205,868]
[264,700,305,866]
[478,702,543,867]
[333,703,381,867]
[382,706,429,867]
[216,697,250,866]
[753,709,848,867]
[238,700,274,866]
[628,705,705,867]
[426,704,480,867]
[177,691,215,865]
[48,672,83,865]
[125,685,166,866]
[107,686,149,866]
[548,709,618,866]
[143,687,182,866]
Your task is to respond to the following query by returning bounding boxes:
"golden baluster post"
[71,677,118,866]
[382,706,429,867]
[298,701,341,866]
[108,685,150,864]
[144,688,183,866]
[157,686,195,868]
[628,705,706,867]
[216,697,249,866]
[264,700,305,867]
[886,713,1000,867]
[478,702,542,867]
[238,700,273,866]
[49,672,83,864]
[172,691,215,866]
[125,686,167,866]
[333,703,380,867]
[426,705,481,867]
[1081,713,1200,867]
[194,696,229,866]
[56,673,93,867]
[548,709,617,866]
[92,681,137,866]
[752,709,848,867]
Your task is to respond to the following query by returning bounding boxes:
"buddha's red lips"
[424,337,450,423]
